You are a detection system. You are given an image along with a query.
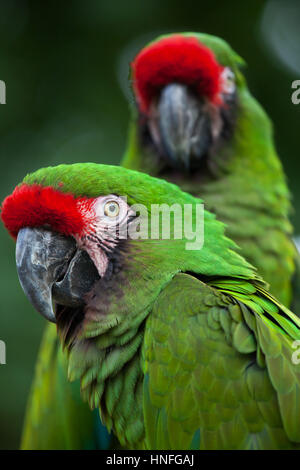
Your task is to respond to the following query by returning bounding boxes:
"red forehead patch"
[131,34,224,114]
[1,184,94,240]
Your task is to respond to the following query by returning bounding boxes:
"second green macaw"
[122,32,299,311]
[2,163,300,449]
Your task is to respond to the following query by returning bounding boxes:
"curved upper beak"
[16,227,100,323]
[148,83,212,169]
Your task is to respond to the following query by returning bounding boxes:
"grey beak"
[149,83,212,169]
[16,227,100,323]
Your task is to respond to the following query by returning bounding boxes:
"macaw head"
[124,31,286,201]
[1,163,254,335]
[129,33,245,172]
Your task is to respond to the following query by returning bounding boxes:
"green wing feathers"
[142,273,300,450]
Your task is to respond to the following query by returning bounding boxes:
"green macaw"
[122,32,299,311]
[2,162,300,449]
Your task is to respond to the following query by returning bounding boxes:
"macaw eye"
[221,67,235,94]
[104,200,120,218]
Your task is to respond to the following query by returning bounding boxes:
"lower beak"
[149,83,212,169]
[16,227,100,323]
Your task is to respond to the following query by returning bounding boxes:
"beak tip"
[43,305,56,323]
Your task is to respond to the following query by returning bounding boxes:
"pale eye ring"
[222,67,235,94]
[104,200,120,218]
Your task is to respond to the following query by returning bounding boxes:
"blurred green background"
[0,0,299,449]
